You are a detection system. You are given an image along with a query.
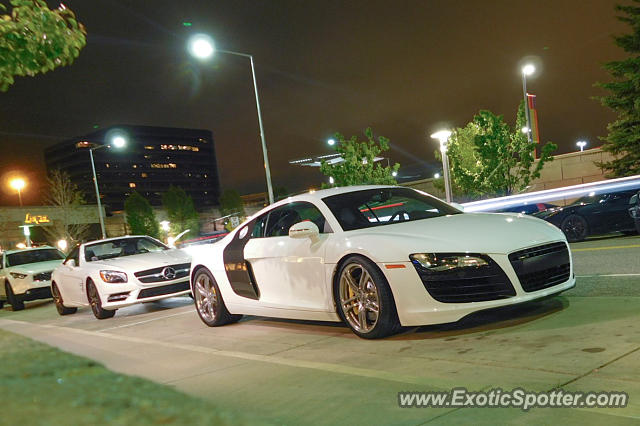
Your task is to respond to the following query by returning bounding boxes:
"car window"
[263,202,330,238]
[6,248,65,267]
[251,213,269,238]
[85,237,168,261]
[323,187,461,231]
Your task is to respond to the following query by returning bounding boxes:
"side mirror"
[450,202,464,212]
[289,221,319,241]
[65,259,76,267]
[630,194,639,206]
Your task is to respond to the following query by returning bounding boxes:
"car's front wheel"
[192,267,242,327]
[5,281,24,311]
[561,214,588,242]
[335,256,399,339]
[52,282,77,316]
[86,279,115,320]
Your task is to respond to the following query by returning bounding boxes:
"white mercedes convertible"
[51,236,191,319]
[189,186,575,339]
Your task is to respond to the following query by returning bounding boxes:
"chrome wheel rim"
[88,283,99,314]
[194,272,218,322]
[52,284,62,306]
[563,217,585,240]
[339,263,380,333]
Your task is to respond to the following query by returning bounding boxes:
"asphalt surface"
[1,234,639,425]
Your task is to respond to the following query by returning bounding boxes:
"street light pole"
[521,64,535,144]
[188,35,275,205]
[89,135,127,240]
[89,147,106,239]
[214,49,274,205]
[10,178,25,207]
[430,130,453,203]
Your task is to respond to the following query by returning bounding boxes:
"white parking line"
[0,319,445,388]
[95,309,195,332]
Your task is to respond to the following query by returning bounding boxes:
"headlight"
[410,253,488,272]
[99,270,128,283]
[9,272,28,279]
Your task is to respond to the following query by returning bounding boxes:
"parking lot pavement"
[1,235,639,424]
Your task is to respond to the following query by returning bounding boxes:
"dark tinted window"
[263,202,330,238]
[6,248,65,267]
[251,214,269,238]
[323,187,461,231]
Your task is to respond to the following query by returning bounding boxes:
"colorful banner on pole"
[527,93,540,144]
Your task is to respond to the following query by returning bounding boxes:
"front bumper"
[98,279,191,309]
[10,278,53,300]
[380,242,576,326]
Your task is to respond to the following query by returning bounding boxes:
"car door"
[606,191,636,230]
[0,253,6,299]
[242,201,333,312]
[59,246,85,305]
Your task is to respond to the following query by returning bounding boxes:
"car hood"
[347,212,566,254]
[88,249,191,272]
[7,259,64,275]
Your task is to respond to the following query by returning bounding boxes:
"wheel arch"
[330,253,400,316]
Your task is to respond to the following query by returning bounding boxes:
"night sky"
[0,0,628,206]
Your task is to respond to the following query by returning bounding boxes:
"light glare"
[522,64,535,76]
[189,34,215,59]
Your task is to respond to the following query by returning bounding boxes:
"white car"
[51,236,191,319]
[0,246,65,311]
[189,185,576,339]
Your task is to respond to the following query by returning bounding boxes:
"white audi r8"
[0,246,65,311]
[51,236,191,319]
[189,186,575,339]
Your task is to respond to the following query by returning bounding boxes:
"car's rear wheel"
[86,280,115,319]
[52,282,77,315]
[561,214,588,242]
[5,281,24,311]
[193,267,241,327]
[335,256,399,339]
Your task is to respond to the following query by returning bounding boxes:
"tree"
[319,127,399,187]
[161,185,199,238]
[218,189,245,217]
[0,0,87,91]
[43,169,89,245]
[441,102,557,198]
[595,1,640,176]
[124,191,159,238]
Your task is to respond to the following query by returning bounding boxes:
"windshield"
[6,248,65,267]
[322,187,462,231]
[84,237,168,261]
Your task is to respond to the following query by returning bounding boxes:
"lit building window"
[129,183,136,188]
[144,146,155,150]
[105,163,110,168]
[141,172,148,178]
[133,164,137,168]
[160,144,199,152]
[150,163,177,169]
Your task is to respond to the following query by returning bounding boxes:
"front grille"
[134,262,190,283]
[33,271,52,282]
[137,281,190,299]
[411,254,516,303]
[508,242,570,292]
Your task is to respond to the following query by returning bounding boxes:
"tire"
[334,255,400,339]
[5,282,24,311]
[560,214,589,242]
[86,279,116,319]
[192,267,242,327]
[0,299,4,309]
[51,282,77,316]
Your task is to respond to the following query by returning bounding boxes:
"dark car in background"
[533,188,640,242]
[497,202,557,215]
[629,191,640,234]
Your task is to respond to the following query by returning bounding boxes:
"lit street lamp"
[90,133,128,239]
[9,178,26,206]
[576,140,587,152]
[521,64,535,143]
[327,138,336,146]
[430,130,453,203]
[188,34,274,205]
